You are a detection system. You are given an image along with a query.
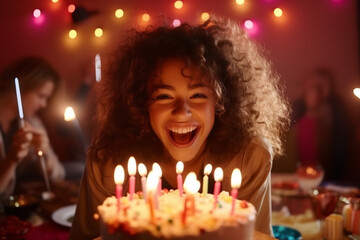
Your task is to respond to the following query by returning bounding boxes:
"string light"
[274,8,283,17]
[68,29,77,39]
[235,0,245,5]
[174,1,183,9]
[142,13,150,22]
[51,0,59,3]
[68,4,76,13]
[201,12,210,23]
[115,9,124,18]
[33,9,41,18]
[173,19,181,27]
[94,27,103,37]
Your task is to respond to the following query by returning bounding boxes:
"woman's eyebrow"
[151,84,174,92]
[189,82,207,89]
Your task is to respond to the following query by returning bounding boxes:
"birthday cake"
[98,190,256,240]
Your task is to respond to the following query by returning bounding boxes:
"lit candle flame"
[176,161,184,174]
[152,162,162,177]
[354,88,360,99]
[214,167,223,182]
[231,168,242,189]
[114,165,125,185]
[183,172,200,194]
[146,170,159,193]
[64,106,76,121]
[138,163,147,177]
[38,150,43,156]
[128,156,136,176]
[204,164,212,175]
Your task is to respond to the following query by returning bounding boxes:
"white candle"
[146,170,159,224]
[127,156,136,200]
[95,53,101,82]
[202,164,212,196]
[152,162,162,198]
[114,165,125,212]
[213,167,223,209]
[138,163,147,200]
[230,168,242,215]
[182,172,200,224]
[176,161,184,197]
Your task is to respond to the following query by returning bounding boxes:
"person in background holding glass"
[0,56,65,200]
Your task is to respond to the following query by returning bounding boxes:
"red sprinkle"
[240,200,248,208]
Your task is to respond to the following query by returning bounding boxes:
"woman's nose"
[172,99,192,118]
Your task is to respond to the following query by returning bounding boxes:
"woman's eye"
[153,94,172,101]
[191,93,207,99]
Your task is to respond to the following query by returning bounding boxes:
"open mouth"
[168,126,198,146]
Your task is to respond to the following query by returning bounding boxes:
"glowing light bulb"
[174,1,183,9]
[115,9,124,18]
[33,9,41,18]
[173,19,181,27]
[94,27,103,37]
[274,8,283,17]
[68,4,76,13]
[201,12,210,23]
[142,13,150,22]
[244,20,254,29]
[52,0,59,3]
[236,0,245,5]
[68,29,77,39]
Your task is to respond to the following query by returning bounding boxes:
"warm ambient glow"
[115,9,124,18]
[183,172,200,194]
[128,156,137,176]
[214,167,224,182]
[176,161,184,174]
[138,163,147,177]
[235,0,245,5]
[68,29,77,39]
[68,4,76,13]
[201,12,210,23]
[231,168,242,189]
[94,28,103,37]
[354,88,360,99]
[64,106,76,121]
[142,13,150,22]
[274,8,283,17]
[114,165,125,184]
[33,9,41,18]
[174,1,183,9]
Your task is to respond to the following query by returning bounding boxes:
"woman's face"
[23,80,55,118]
[148,59,216,162]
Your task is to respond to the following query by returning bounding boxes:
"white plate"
[51,204,76,227]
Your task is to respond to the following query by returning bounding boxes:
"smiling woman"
[69,16,290,240]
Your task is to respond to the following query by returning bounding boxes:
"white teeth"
[168,126,197,134]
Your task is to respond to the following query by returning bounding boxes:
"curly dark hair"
[91,17,290,164]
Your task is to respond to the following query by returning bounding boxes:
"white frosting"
[98,190,256,240]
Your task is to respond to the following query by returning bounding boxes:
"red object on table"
[26,222,69,240]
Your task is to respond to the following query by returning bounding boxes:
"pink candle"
[146,170,159,224]
[128,156,137,200]
[230,168,242,215]
[182,172,200,224]
[176,161,184,197]
[213,167,223,210]
[114,165,125,211]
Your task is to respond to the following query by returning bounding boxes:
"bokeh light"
[173,19,181,27]
[174,1,183,9]
[274,8,283,17]
[142,13,150,22]
[115,9,124,18]
[68,29,77,39]
[33,9,41,18]
[52,0,59,3]
[236,0,245,5]
[201,12,210,23]
[244,20,253,29]
[354,88,360,99]
[68,4,76,13]
[94,28,103,37]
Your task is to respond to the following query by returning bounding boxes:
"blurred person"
[0,56,65,200]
